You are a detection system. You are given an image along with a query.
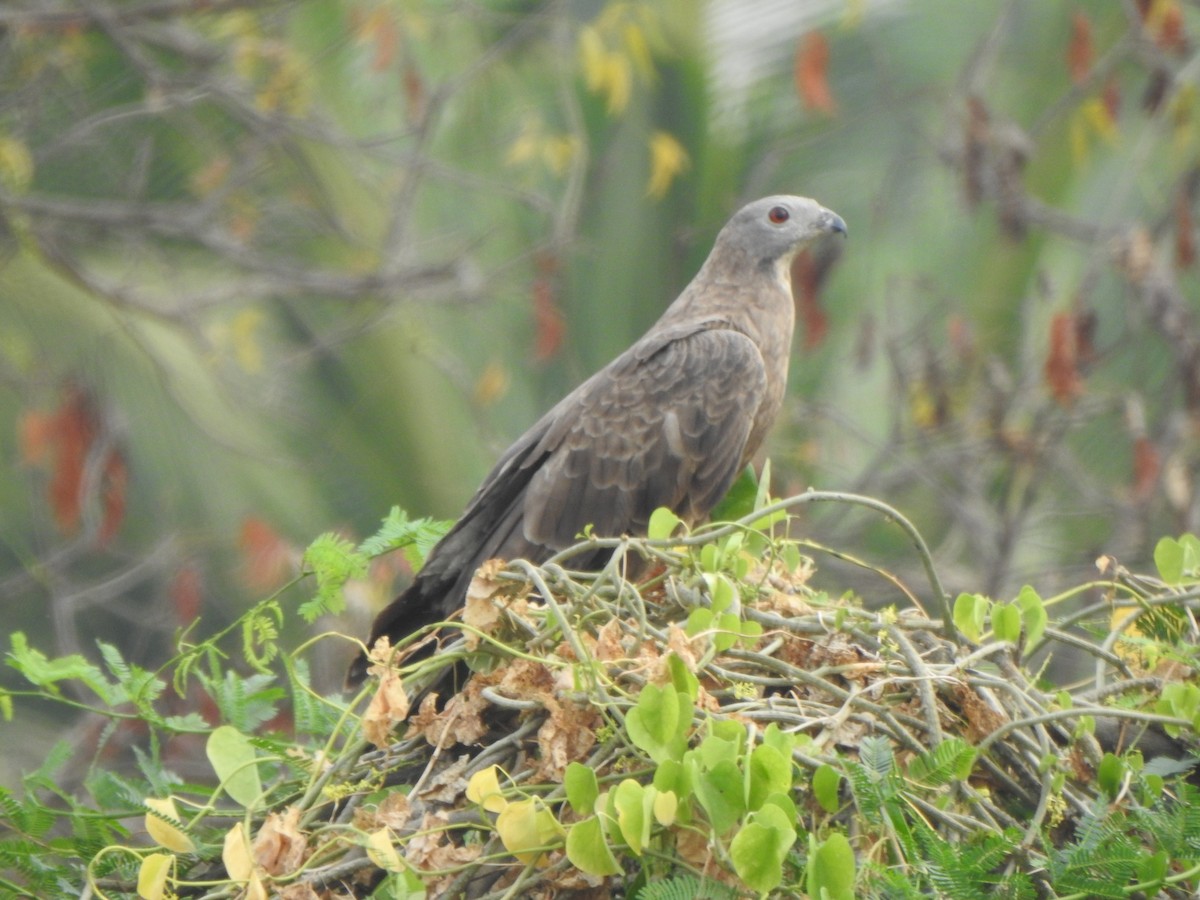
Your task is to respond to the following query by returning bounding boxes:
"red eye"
[768,206,790,224]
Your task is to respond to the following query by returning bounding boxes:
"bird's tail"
[344,567,455,688]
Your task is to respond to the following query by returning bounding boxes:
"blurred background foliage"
[2,0,1199,783]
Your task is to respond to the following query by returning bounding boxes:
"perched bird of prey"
[348,195,846,685]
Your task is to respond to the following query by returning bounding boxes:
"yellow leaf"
[622,22,654,80]
[653,789,677,826]
[646,131,690,199]
[144,797,196,854]
[0,136,34,191]
[603,55,632,114]
[223,821,254,882]
[543,134,581,176]
[578,26,605,92]
[247,870,268,900]
[230,308,265,374]
[907,382,938,430]
[1082,97,1117,144]
[506,127,540,167]
[466,765,508,813]
[473,361,510,407]
[1069,112,1089,167]
[136,852,172,900]
[365,828,403,872]
[495,797,565,866]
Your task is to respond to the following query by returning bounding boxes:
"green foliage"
[6,510,1200,899]
[358,506,453,573]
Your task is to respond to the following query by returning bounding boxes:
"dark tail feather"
[345,568,453,688]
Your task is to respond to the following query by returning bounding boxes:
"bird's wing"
[518,320,769,548]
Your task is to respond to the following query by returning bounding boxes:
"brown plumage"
[348,195,846,686]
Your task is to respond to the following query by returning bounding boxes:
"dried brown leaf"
[534,698,600,781]
[1176,188,1196,269]
[463,558,509,649]
[278,884,322,900]
[409,682,490,747]
[1131,436,1160,502]
[253,806,307,877]
[363,669,410,749]
[415,756,470,805]
[948,682,1008,743]
[1043,312,1083,405]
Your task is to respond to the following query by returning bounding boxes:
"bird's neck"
[664,245,797,346]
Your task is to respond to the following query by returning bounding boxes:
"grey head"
[713,194,847,271]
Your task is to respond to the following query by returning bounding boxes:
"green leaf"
[747,744,791,811]
[706,573,738,614]
[647,507,683,541]
[1154,536,1182,583]
[7,632,118,704]
[1137,850,1169,888]
[1097,753,1125,798]
[1156,682,1200,738]
[990,601,1021,643]
[205,726,263,808]
[626,684,690,763]
[565,762,599,815]
[714,612,742,652]
[613,779,649,855]
[1015,584,1048,650]
[653,759,691,803]
[813,764,841,814]
[372,868,428,900]
[666,652,699,703]
[952,592,988,643]
[807,831,855,900]
[686,607,714,637]
[358,506,452,573]
[697,730,740,771]
[566,816,621,876]
[301,532,368,621]
[710,464,758,522]
[730,804,797,894]
[737,618,763,647]
[762,723,796,759]
[693,759,745,835]
[761,791,798,826]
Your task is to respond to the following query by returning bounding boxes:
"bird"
[347,195,847,686]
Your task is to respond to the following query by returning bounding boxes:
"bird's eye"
[768,206,790,224]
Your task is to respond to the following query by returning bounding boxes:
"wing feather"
[523,325,768,547]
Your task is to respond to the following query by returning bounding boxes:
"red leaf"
[239,516,295,592]
[531,252,566,362]
[1157,1,1188,53]
[947,315,976,363]
[403,62,426,123]
[18,409,55,466]
[1067,11,1093,84]
[171,562,204,625]
[1044,312,1083,405]
[47,386,96,536]
[1176,188,1196,269]
[1131,436,1160,502]
[1102,78,1121,123]
[794,32,836,115]
[21,385,127,546]
[96,449,127,548]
